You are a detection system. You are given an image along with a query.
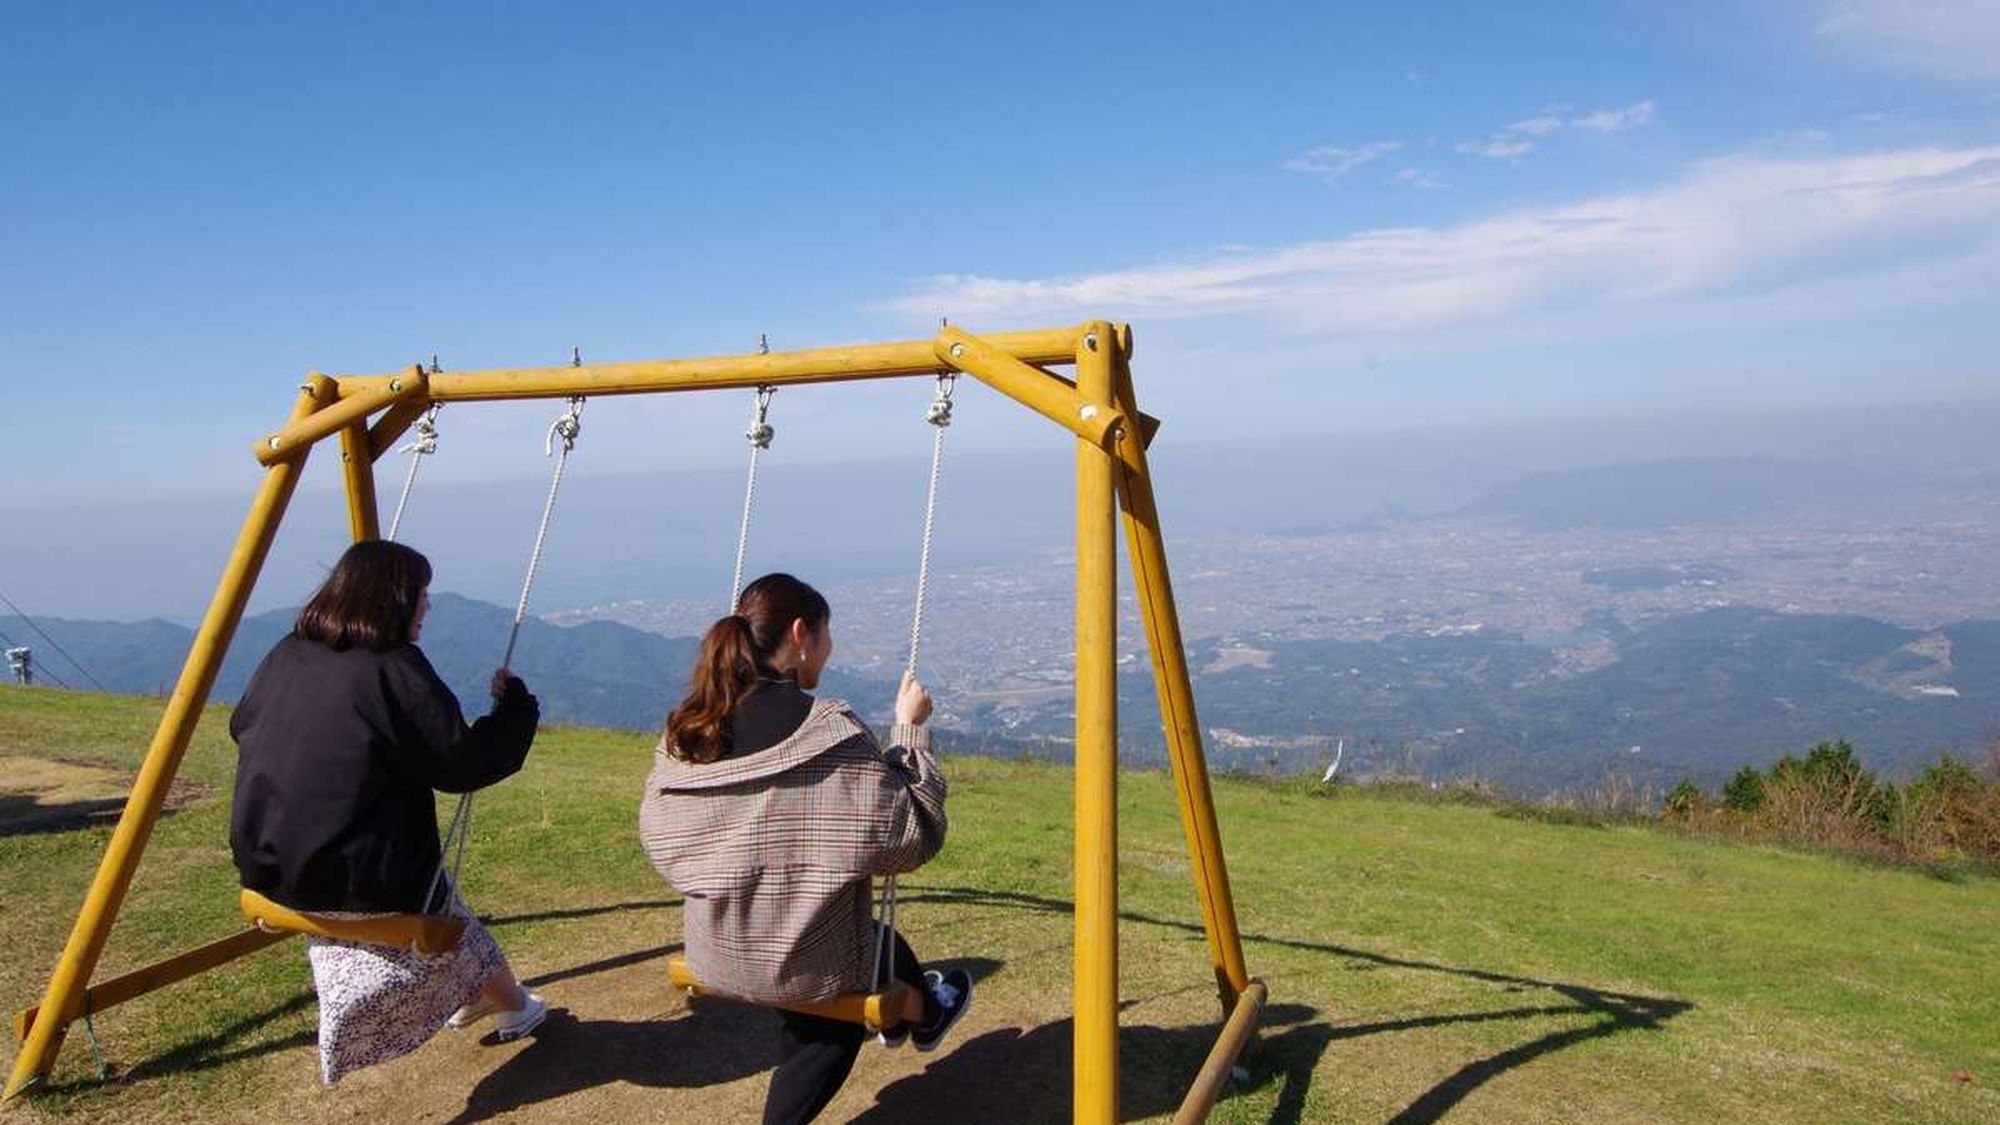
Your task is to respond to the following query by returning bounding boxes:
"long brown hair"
[664,572,829,763]
[294,540,433,652]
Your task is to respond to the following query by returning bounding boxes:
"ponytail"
[664,616,761,763]
[663,573,831,764]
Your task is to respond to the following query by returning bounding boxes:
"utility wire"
[0,623,75,690]
[0,585,106,690]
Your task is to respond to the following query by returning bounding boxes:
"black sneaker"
[911,969,972,1052]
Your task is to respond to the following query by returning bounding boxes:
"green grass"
[3,685,1997,1123]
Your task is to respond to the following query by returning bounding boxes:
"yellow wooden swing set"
[5,321,1263,1124]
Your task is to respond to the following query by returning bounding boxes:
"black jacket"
[229,635,539,912]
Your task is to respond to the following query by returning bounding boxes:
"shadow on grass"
[96,932,692,1091]
[444,954,1008,1124]
[115,991,318,1086]
[0,791,150,837]
[895,886,1691,1124]
[72,889,1690,1124]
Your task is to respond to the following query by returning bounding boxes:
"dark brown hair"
[294,540,433,652]
[664,572,830,763]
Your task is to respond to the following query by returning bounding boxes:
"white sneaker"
[446,995,506,1029]
[494,993,547,1041]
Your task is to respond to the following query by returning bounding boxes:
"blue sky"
[3,1,1998,506]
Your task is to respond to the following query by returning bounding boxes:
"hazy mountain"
[2,593,898,734]
[1459,457,1914,531]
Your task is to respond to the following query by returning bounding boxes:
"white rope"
[872,373,956,999]
[424,789,473,918]
[421,396,584,920]
[385,403,441,543]
[503,397,584,669]
[871,873,901,992]
[729,386,776,609]
[904,374,955,680]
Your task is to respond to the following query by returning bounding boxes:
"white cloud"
[884,146,2000,335]
[1457,138,1536,158]
[1283,141,1402,181]
[1461,99,1657,157]
[1394,167,1445,190]
[1571,99,1656,132]
[1816,1,2000,80]
[1508,114,1568,136]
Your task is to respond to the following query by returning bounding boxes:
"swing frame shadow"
[6,320,1261,1125]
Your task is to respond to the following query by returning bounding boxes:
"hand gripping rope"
[426,394,585,918]
[870,371,957,1002]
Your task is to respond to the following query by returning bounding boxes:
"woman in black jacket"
[230,540,544,1083]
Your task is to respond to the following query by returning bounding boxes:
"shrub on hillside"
[1678,742,2000,869]
[1722,766,1765,811]
[1901,754,2000,861]
[1754,741,1892,852]
[1664,778,1706,818]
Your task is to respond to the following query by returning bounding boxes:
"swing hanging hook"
[746,385,777,449]
[926,372,956,428]
[398,402,443,456]
[546,396,584,456]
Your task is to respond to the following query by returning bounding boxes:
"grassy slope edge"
[1,686,1996,1123]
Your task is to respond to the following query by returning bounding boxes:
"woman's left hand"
[490,667,516,700]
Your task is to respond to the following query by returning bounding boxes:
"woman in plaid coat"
[639,572,973,1124]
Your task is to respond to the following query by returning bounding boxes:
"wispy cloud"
[1394,167,1445,190]
[1459,100,1656,157]
[1457,137,1536,158]
[885,146,2000,334]
[1506,114,1568,137]
[1816,1,2000,80]
[1571,99,1656,132]
[1282,140,1402,182]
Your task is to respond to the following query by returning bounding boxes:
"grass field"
[2,684,1997,1123]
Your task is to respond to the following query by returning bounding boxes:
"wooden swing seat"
[666,953,923,1033]
[238,888,466,955]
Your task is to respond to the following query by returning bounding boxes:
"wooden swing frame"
[6,321,1263,1124]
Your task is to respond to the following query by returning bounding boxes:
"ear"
[787,616,812,653]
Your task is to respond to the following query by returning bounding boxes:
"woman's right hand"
[491,667,520,701]
[894,671,933,727]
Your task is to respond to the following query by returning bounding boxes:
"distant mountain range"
[1,593,898,735]
[9,597,1995,795]
[1080,607,2000,790]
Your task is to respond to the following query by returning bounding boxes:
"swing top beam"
[259,323,1138,466]
[336,323,1127,402]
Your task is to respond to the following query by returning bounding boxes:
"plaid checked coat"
[638,696,947,1005]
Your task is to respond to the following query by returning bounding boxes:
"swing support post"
[1072,322,1122,1124]
[338,418,381,542]
[5,377,337,1100]
[1111,347,1253,1013]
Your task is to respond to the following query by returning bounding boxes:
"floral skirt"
[305,891,503,1084]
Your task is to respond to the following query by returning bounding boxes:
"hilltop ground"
[2,686,1997,1123]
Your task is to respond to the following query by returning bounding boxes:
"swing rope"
[730,385,777,608]
[871,372,957,997]
[385,402,442,543]
[425,394,584,917]
[505,397,585,669]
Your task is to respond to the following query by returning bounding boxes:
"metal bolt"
[267,436,282,449]
[1084,332,1099,352]
[1080,405,1099,422]
[389,378,403,392]
[949,343,965,359]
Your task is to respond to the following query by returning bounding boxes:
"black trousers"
[762,927,930,1125]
